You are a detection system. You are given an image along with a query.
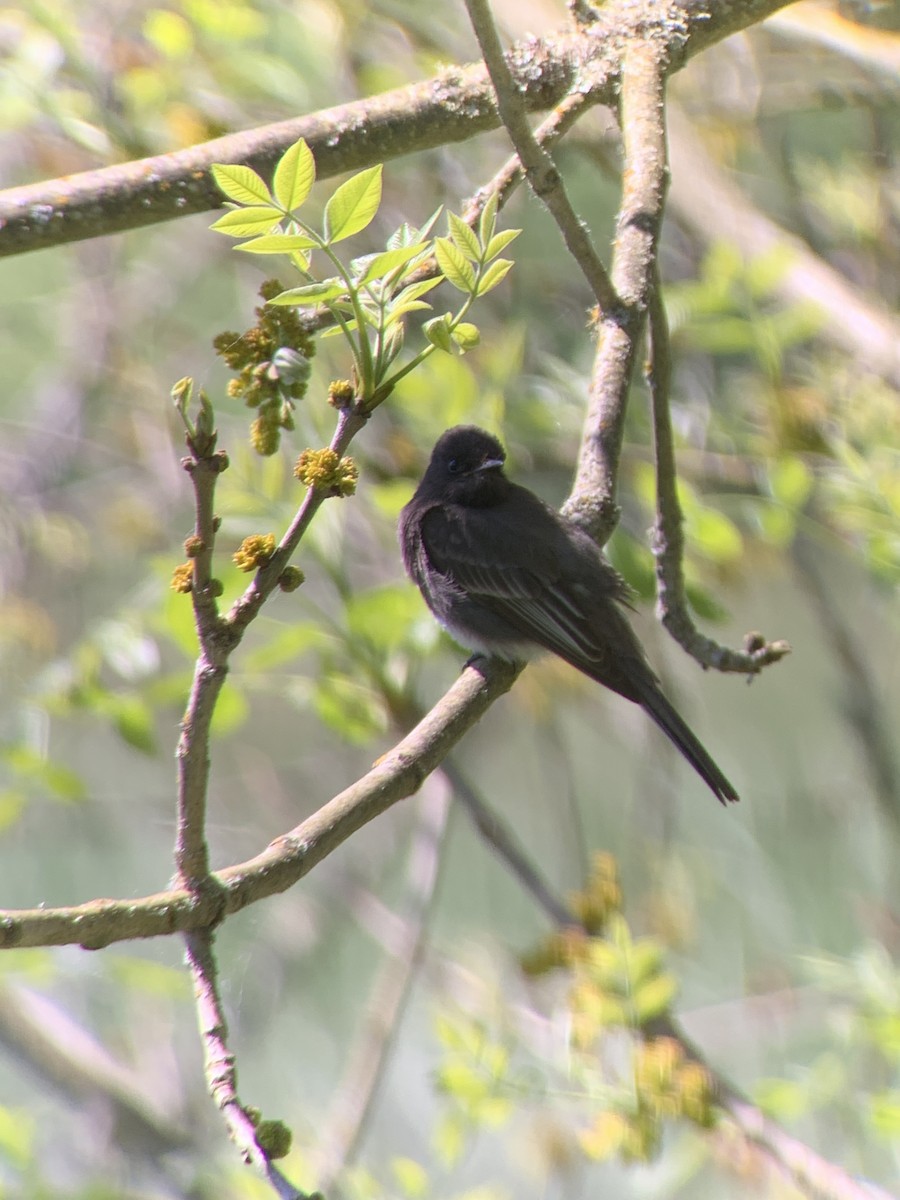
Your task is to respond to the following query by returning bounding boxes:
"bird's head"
[419,426,508,506]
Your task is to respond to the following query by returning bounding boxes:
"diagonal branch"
[463,0,618,312]
[0,0,796,260]
[316,781,451,1188]
[0,658,520,951]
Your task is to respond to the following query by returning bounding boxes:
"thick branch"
[566,38,669,543]
[0,0,795,260]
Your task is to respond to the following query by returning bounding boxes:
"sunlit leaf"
[475,257,514,296]
[323,165,383,243]
[447,211,481,261]
[111,695,157,755]
[485,227,521,259]
[268,279,348,305]
[689,507,743,563]
[273,138,316,211]
[357,242,427,283]
[210,164,273,207]
[209,205,282,237]
[434,237,475,292]
[234,232,318,254]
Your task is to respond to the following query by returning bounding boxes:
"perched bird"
[399,425,738,805]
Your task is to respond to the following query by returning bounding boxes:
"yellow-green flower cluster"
[233,533,276,572]
[633,1036,715,1127]
[579,1037,715,1164]
[327,379,355,408]
[213,280,315,456]
[171,562,194,593]
[521,852,622,976]
[294,448,358,496]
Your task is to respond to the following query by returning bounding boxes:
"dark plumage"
[399,425,738,805]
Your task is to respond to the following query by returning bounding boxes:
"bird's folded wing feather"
[421,502,643,685]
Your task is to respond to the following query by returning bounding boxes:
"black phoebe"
[399,426,738,805]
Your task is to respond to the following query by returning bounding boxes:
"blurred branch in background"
[316,779,451,1189]
[793,535,900,825]
[666,106,900,391]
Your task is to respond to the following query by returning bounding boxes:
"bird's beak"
[477,457,505,472]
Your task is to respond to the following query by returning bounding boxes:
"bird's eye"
[447,458,461,474]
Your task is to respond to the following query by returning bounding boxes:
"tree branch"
[464,0,618,312]
[566,38,670,543]
[184,929,309,1198]
[316,781,451,1188]
[666,104,900,392]
[0,0,795,260]
[0,658,519,951]
[648,279,791,673]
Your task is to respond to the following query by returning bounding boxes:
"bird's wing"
[421,497,648,692]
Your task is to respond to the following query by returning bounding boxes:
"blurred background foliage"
[1,0,899,1196]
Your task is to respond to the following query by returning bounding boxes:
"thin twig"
[464,0,617,313]
[460,89,595,228]
[566,39,669,544]
[184,929,310,1199]
[441,759,575,928]
[647,278,791,674]
[176,437,231,889]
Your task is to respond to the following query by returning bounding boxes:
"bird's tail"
[637,682,739,805]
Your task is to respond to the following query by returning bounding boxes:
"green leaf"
[485,227,521,259]
[384,300,433,325]
[346,584,425,649]
[211,164,273,207]
[323,164,383,243]
[313,674,385,743]
[209,206,283,237]
[434,237,476,292]
[273,138,316,211]
[451,322,480,351]
[391,1157,429,1199]
[632,971,678,1022]
[234,232,318,254]
[770,456,814,509]
[268,279,348,306]
[357,242,427,284]
[870,1092,900,1138]
[475,257,514,296]
[424,315,454,352]
[392,276,443,305]
[754,1078,809,1121]
[111,696,157,755]
[447,211,481,261]
[479,190,499,244]
[690,507,743,563]
[433,1113,467,1167]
